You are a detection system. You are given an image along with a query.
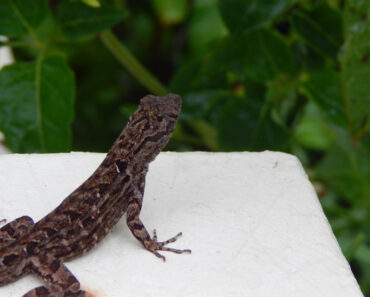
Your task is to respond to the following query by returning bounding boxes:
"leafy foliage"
[218,0,290,34]
[56,1,128,39]
[0,54,74,152]
[0,0,369,294]
[0,0,49,37]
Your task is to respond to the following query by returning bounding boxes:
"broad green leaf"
[357,244,370,264]
[176,28,294,89]
[294,103,335,150]
[170,57,203,94]
[172,90,232,150]
[302,70,347,127]
[187,0,228,54]
[267,76,298,125]
[218,0,290,34]
[243,29,294,81]
[290,2,342,60]
[0,54,75,153]
[181,90,232,121]
[171,28,293,99]
[152,0,188,25]
[56,0,128,39]
[182,90,289,151]
[291,41,325,71]
[223,29,293,82]
[213,95,290,151]
[340,0,370,139]
[171,38,236,91]
[0,0,49,37]
[316,128,370,204]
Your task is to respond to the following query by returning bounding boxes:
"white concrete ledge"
[0,152,364,297]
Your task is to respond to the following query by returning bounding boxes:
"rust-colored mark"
[82,286,106,297]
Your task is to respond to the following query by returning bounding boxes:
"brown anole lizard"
[0,94,190,297]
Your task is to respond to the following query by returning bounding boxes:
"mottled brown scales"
[0,94,190,297]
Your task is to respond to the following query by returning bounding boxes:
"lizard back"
[17,94,182,260]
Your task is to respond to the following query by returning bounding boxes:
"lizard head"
[139,93,182,138]
[139,93,182,132]
[129,93,182,162]
[109,94,182,168]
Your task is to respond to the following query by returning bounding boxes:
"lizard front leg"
[0,216,34,244]
[24,254,85,297]
[126,180,191,261]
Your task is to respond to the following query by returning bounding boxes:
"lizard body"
[0,94,190,297]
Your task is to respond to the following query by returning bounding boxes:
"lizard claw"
[146,229,191,261]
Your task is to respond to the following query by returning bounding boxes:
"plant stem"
[0,40,30,48]
[100,30,168,96]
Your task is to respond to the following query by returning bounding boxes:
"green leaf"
[224,29,293,82]
[218,0,290,34]
[0,54,75,153]
[291,41,325,71]
[343,233,366,260]
[213,95,290,151]
[290,3,342,60]
[187,0,228,54]
[175,28,294,89]
[244,29,294,80]
[56,0,128,39]
[181,89,232,120]
[302,70,347,127]
[267,75,299,128]
[316,128,370,204]
[152,0,188,25]
[340,0,370,139]
[357,244,370,264]
[170,57,203,94]
[294,103,335,150]
[0,0,49,38]
[181,90,289,151]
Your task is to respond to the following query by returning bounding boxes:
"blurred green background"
[0,0,369,294]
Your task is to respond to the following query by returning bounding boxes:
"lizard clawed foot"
[146,229,191,261]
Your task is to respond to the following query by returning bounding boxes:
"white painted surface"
[0,152,364,297]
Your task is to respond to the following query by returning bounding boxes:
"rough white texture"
[0,152,364,297]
